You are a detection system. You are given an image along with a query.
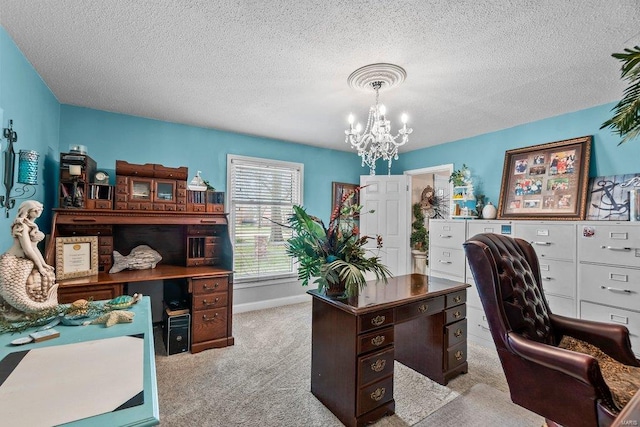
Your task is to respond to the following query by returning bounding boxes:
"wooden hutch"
[46,160,234,353]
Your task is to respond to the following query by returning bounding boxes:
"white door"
[360,175,410,277]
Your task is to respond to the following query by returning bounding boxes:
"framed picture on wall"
[331,182,359,214]
[497,136,592,220]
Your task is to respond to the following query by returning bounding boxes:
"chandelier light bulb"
[355,123,362,133]
[348,114,355,125]
[401,113,408,124]
[378,104,386,116]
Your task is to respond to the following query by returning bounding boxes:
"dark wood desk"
[307,274,469,427]
[57,265,235,353]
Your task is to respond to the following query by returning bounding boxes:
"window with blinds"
[227,155,303,282]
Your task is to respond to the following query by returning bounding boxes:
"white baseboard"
[233,293,312,314]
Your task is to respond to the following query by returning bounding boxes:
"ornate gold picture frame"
[55,236,99,280]
[497,136,592,220]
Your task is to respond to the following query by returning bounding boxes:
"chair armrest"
[550,314,640,366]
[507,332,599,385]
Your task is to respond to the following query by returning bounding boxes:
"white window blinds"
[228,155,303,281]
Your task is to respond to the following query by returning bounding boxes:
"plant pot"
[325,278,346,298]
[411,249,428,275]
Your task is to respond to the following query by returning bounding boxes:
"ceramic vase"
[482,202,497,220]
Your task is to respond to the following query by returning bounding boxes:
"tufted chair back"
[464,232,554,347]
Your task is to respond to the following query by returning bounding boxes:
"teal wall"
[0,27,60,250]
[59,105,362,223]
[396,104,640,207]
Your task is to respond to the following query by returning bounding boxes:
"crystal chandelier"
[344,64,413,175]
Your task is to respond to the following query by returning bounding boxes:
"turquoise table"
[0,296,159,427]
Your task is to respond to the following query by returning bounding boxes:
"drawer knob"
[418,304,428,313]
[202,298,220,307]
[371,336,385,346]
[454,328,463,338]
[203,313,219,321]
[203,283,219,290]
[371,387,386,402]
[455,350,464,361]
[371,315,386,327]
[454,311,462,319]
[453,296,462,303]
[371,359,386,372]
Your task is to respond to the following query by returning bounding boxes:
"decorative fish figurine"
[109,245,162,274]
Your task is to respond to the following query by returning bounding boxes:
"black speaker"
[163,313,190,355]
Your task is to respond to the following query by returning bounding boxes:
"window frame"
[227,154,304,284]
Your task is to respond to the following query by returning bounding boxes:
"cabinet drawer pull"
[532,241,551,246]
[439,234,453,238]
[542,276,553,281]
[455,350,464,361]
[453,295,462,303]
[202,313,219,321]
[454,328,463,338]
[610,314,629,324]
[601,245,632,251]
[438,260,452,264]
[371,335,385,346]
[371,315,386,327]
[418,304,429,313]
[453,311,462,319]
[203,283,219,290]
[202,298,220,307]
[601,286,632,294]
[478,324,490,332]
[371,359,386,372]
[370,388,386,401]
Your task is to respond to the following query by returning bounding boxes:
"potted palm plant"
[285,187,391,297]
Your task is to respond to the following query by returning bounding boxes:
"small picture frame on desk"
[55,236,99,280]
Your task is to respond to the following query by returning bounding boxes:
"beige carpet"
[154,301,543,426]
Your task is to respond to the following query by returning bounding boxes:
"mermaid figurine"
[0,200,58,320]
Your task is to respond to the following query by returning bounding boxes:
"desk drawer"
[359,309,394,333]
[446,341,467,370]
[446,319,467,348]
[446,290,466,307]
[191,276,229,295]
[395,296,444,323]
[358,327,394,355]
[193,293,228,311]
[192,307,227,342]
[357,375,393,416]
[358,348,394,387]
[445,305,466,325]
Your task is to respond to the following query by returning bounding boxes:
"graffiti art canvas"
[585,174,640,220]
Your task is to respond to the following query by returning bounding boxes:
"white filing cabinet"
[513,221,577,318]
[577,222,640,356]
[428,219,467,282]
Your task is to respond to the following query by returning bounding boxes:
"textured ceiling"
[1,1,639,153]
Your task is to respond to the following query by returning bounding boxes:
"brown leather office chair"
[463,233,639,427]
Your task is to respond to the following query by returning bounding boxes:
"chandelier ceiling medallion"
[344,63,412,175]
